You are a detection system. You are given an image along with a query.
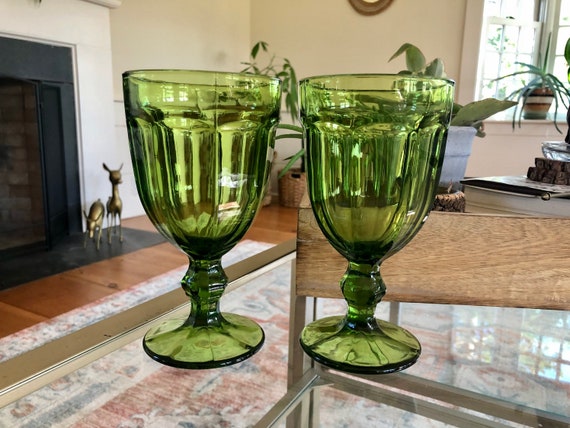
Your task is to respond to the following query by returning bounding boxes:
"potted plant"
[389,43,516,193]
[492,34,570,133]
[241,41,305,207]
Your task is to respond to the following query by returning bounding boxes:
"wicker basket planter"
[278,168,306,207]
[433,191,466,212]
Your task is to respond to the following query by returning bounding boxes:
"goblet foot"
[300,315,421,374]
[143,313,264,369]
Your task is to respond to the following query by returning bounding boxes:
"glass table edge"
[256,364,570,428]
[0,238,297,407]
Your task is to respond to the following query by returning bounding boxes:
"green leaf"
[424,58,445,77]
[278,149,305,178]
[276,133,303,140]
[277,124,303,132]
[251,43,260,59]
[388,43,413,62]
[389,43,426,74]
[450,98,516,127]
[242,41,300,124]
[517,62,545,75]
[542,32,552,71]
[405,46,426,73]
[251,41,268,59]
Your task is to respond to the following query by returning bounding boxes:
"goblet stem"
[182,259,226,328]
[342,262,385,330]
[142,258,265,369]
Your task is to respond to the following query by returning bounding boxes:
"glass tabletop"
[1,238,569,427]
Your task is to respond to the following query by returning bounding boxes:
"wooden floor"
[0,203,298,339]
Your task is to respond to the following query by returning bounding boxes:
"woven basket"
[433,191,466,212]
[278,168,307,208]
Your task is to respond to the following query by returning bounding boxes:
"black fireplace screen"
[0,36,81,259]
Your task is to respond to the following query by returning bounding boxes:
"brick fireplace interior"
[0,36,81,260]
[0,79,44,253]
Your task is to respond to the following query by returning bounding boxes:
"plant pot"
[522,88,554,119]
[439,126,477,191]
[278,168,306,208]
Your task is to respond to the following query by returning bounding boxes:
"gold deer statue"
[83,199,105,250]
[103,163,123,244]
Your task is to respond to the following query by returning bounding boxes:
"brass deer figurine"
[103,163,123,244]
[83,199,105,250]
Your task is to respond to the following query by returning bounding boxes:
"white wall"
[110,0,251,217]
[250,0,466,78]
[467,120,565,177]
[110,0,251,101]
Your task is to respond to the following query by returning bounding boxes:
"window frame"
[478,16,542,101]
[460,0,566,113]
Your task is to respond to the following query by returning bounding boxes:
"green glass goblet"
[299,74,455,374]
[123,70,281,369]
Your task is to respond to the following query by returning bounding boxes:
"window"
[476,0,570,111]
[479,16,541,100]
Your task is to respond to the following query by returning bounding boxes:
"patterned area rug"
[0,239,569,427]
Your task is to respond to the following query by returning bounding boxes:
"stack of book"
[461,176,570,217]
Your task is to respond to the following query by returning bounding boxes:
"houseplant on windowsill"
[241,41,305,207]
[492,34,570,134]
[389,43,516,193]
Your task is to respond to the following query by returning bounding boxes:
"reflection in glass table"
[258,301,570,427]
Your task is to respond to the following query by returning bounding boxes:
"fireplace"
[0,36,81,259]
